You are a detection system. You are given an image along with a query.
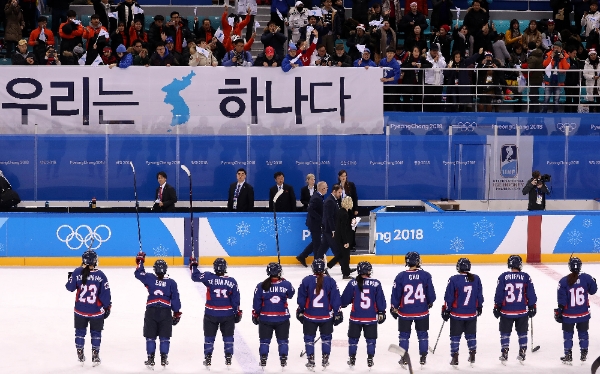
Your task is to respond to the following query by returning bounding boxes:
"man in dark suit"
[296,181,328,267]
[152,171,177,212]
[315,184,342,260]
[268,171,297,212]
[227,168,254,212]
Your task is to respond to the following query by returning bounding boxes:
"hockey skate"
[561,350,573,365]
[76,348,85,366]
[517,347,526,365]
[225,353,232,368]
[160,354,168,367]
[468,350,476,367]
[322,354,330,369]
[450,352,459,368]
[259,354,267,370]
[347,355,356,367]
[499,348,509,365]
[367,355,374,369]
[306,354,315,371]
[91,349,101,367]
[399,355,409,370]
[419,353,427,367]
[582,349,588,362]
[145,353,155,370]
[280,355,288,368]
[203,354,212,370]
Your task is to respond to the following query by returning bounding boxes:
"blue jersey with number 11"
[391,269,436,319]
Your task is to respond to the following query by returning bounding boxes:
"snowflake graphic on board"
[153,244,169,257]
[450,237,464,252]
[473,218,495,242]
[226,237,237,246]
[236,221,250,237]
[0,243,4,252]
[583,219,592,229]
[567,230,583,246]
[593,238,600,253]
[259,217,292,238]
[257,242,268,253]
[433,220,444,231]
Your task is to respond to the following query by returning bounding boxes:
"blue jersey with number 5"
[297,275,342,322]
[341,277,387,324]
[391,269,436,319]
[65,267,111,319]
[191,269,241,317]
[494,271,537,318]
[557,273,597,323]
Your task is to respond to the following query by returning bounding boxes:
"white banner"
[488,135,533,199]
[0,67,384,136]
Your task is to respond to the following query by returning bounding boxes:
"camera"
[540,174,551,183]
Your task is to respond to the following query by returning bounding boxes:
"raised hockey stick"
[592,355,600,374]
[530,317,540,352]
[180,164,196,259]
[429,320,446,354]
[129,162,142,254]
[388,344,414,373]
[272,189,284,265]
[300,336,321,357]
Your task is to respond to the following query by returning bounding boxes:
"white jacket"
[288,7,308,42]
[583,58,600,101]
[581,11,600,37]
[236,0,257,15]
[425,51,446,85]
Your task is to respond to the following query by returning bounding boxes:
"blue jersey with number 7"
[391,269,436,320]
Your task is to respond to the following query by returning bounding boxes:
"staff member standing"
[300,173,316,211]
[269,171,297,212]
[328,196,355,279]
[296,181,328,267]
[338,170,358,248]
[153,171,177,212]
[522,171,550,211]
[316,184,342,260]
[227,168,255,212]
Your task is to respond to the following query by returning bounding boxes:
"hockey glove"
[554,306,564,323]
[476,306,483,317]
[235,310,243,324]
[493,304,502,319]
[390,307,399,320]
[377,311,386,324]
[333,311,344,326]
[296,308,305,324]
[136,251,146,265]
[441,305,451,322]
[172,311,182,326]
[428,303,433,309]
[189,257,198,270]
[68,271,73,281]
[252,311,260,325]
[527,304,537,318]
[103,305,111,319]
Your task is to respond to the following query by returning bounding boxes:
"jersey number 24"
[404,284,426,304]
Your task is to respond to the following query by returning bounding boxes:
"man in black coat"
[522,171,550,211]
[92,0,116,34]
[268,171,297,212]
[227,168,254,212]
[315,184,342,260]
[153,171,177,212]
[296,181,328,267]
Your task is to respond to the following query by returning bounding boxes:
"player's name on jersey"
[206,278,236,288]
[76,274,105,283]
[503,273,526,281]
[263,286,291,293]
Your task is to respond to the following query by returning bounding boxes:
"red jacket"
[29,27,55,46]
[59,21,84,39]
[300,39,317,66]
[128,26,148,46]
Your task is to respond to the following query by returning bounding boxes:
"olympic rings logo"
[456,122,478,132]
[56,225,112,250]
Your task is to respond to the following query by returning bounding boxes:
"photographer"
[522,171,550,211]
[0,170,20,210]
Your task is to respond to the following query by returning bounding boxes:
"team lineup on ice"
[1,252,599,373]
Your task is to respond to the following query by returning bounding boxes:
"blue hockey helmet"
[568,257,582,274]
[456,257,471,273]
[82,250,98,266]
[266,262,282,277]
[213,258,228,274]
[153,259,168,275]
[357,261,372,276]
[311,258,326,274]
[405,251,421,268]
[507,255,523,271]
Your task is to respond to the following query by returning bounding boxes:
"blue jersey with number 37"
[391,269,436,319]
[494,271,537,318]
[557,273,597,323]
[65,267,112,319]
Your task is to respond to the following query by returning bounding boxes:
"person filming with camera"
[522,171,550,211]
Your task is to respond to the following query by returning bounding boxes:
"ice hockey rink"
[1,262,598,374]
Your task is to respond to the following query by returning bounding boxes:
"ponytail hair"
[157,273,165,281]
[262,276,278,292]
[81,265,91,285]
[567,272,579,287]
[316,273,324,294]
[465,271,474,282]
[356,275,365,292]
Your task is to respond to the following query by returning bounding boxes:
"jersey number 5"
[360,289,371,309]
[404,284,426,304]
[79,284,98,304]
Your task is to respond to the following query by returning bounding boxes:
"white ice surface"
[1,262,599,374]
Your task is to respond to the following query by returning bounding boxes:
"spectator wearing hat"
[166,11,192,54]
[424,44,447,111]
[282,41,303,72]
[401,46,433,111]
[583,47,600,111]
[223,38,253,66]
[148,15,169,54]
[431,0,454,31]
[463,0,489,36]
[565,45,582,112]
[504,19,522,52]
[190,38,218,66]
[261,21,287,58]
[254,46,281,66]
[4,0,24,57]
[347,23,371,62]
[542,41,570,112]
[270,0,294,30]
[111,22,129,53]
[395,43,409,63]
[11,39,37,65]
[115,0,143,30]
[399,2,428,40]
[329,42,353,66]
[29,16,55,63]
[311,44,331,66]
[165,37,184,65]
[541,19,562,51]
[380,46,401,111]
[92,0,117,34]
[150,42,175,66]
[101,46,117,64]
[431,24,453,61]
[354,47,377,68]
[288,1,308,43]
[110,43,133,68]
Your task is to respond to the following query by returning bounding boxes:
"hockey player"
[134,253,182,369]
[493,255,537,364]
[252,262,296,369]
[442,258,484,367]
[297,258,343,371]
[340,261,387,368]
[555,257,598,365]
[190,257,243,369]
[390,251,436,368]
[65,250,112,366]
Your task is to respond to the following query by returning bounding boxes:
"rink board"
[0,210,600,265]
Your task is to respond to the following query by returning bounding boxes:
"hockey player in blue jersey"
[65,250,112,366]
[493,255,537,364]
[297,258,343,371]
[190,257,243,369]
[555,257,598,365]
[390,251,436,368]
[442,258,484,368]
[134,253,182,369]
[252,262,296,369]
[341,261,387,369]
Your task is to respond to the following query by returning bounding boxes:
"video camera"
[538,174,551,183]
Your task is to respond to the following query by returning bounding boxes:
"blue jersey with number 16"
[558,273,598,323]
[391,269,436,320]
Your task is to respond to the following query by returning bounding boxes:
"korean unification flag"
[133,5,144,15]
[276,9,284,20]
[98,29,110,39]
[108,11,118,19]
[39,28,47,42]
[228,17,235,27]
[215,27,225,43]
[198,47,210,58]
[91,55,103,66]
[356,44,366,54]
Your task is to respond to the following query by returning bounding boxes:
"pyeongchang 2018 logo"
[500,145,518,178]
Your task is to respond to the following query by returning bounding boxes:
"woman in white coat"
[583,48,600,111]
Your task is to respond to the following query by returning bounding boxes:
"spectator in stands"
[83,14,109,65]
[368,3,384,26]
[333,0,347,37]
[115,0,143,30]
[109,44,133,68]
[111,22,128,53]
[271,0,293,29]
[489,23,511,66]
[298,32,318,65]
[510,42,527,65]
[395,43,409,63]
[431,24,452,61]
[254,46,281,66]
[404,0,428,16]
[445,48,483,112]
[404,24,426,56]
[133,47,149,65]
[583,48,600,111]
[473,22,496,53]
[453,23,474,57]
[92,0,116,34]
[476,51,504,112]
[401,46,432,111]
[187,44,201,66]
[182,40,195,63]
[148,15,167,54]
[463,0,489,36]
[424,44,446,112]
[375,20,397,63]
[42,45,61,65]
[582,1,600,37]
[150,41,175,66]
[352,0,369,26]
[565,45,582,112]
[399,2,428,39]
[347,24,371,62]
[11,39,37,64]
[195,19,214,42]
[192,39,219,66]
[526,41,544,112]
[101,46,117,64]
[468,0,491,11]
[320,0,338,55]
[223,38,253,66]
[130,39,143,57]
[523,20,542,50]
[237,0,257,41]
[573,0,590,35]
[29,16,55,63]
[354,47,377,68]
[261,21,286,59]
[223,4,251,40]
[541,19,562,51]
[288,1,308,43]
[20,0,36,35]
[431,0,454,31]
[165,37,183,65]
[129,19,148,47]
[504,19,522,52]
[551,0,571,33]
[311,44,331,65]
[300,15,323,44]
[542,41,570,112]
[380,46,401,111]
[330,42,353,66]
[207,35,226,64]
[4,0,23,57]
[281,41,302,71]
[166,11,192,54]
[50,0,74,36]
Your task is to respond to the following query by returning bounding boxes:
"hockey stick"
[129,162,142,254]
[592,355,600,374]
[388,344,414,374]
[180,164,196,259]
[272,189,284,265]
[300,336,321,357]
[429,320,445,354]
[530,317,540,352]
